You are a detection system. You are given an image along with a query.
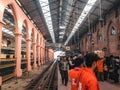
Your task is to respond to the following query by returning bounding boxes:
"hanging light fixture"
[87,14,92,36]
[99,0,104,22]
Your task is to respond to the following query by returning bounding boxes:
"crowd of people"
[57,52,120,90]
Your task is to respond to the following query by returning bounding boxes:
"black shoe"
[114,80,119,83]
[65,84,67,86]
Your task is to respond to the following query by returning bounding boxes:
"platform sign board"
[66,46,70,51]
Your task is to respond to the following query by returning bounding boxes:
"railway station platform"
[0,61,120,90]
[0,0,120,90]
[58,68,120,90]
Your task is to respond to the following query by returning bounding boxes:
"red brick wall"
[80,6,120,56]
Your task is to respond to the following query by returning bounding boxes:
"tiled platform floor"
[58,68,120,90]
[99,81,120,90]
[1,65,120,90]
[58,69,70,90]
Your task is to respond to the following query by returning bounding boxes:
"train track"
[25,60,58,90]
[45,61,58,90]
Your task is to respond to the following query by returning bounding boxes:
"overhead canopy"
[16,0,120,49]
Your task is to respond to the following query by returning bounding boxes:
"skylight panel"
[39,0,55,43]
[43,13,50,17]
[40,1,48,6]
[59,26,65,29]
[64,0,97,45]
[59,31,65,35]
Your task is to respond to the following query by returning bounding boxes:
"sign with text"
[66,46,70,51]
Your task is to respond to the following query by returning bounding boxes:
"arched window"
[98,34,102,40]
[111,26,116,35]
[22,25,26,34]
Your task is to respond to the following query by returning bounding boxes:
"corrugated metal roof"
[17,0,120,48]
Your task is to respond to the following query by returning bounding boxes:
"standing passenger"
[58,56,63,79]
[112,56,120,83]
[79,53,100,90]
[97,58,104,81]
[57,55,60,63]
[103,63,108,80]
[61,57,69,86]
[69,57,84,90]
[68,56,74,70]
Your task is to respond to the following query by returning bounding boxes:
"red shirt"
[79,68,100,90]
[69,67,81,90]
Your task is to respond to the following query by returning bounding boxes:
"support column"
[47,49,48,62]
[45,48,47,63]
[42,48,45,64]
[42,48,44,64]
[33,42,37,68]
[14,32,22,77]
[37,45,40,66]
[0,21,5,89]
[40,47,43,65]
[43,47,46,64]
[40,47,41,65]
[26,39,32,71]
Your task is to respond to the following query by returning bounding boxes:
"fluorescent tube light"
[39,0,55,43]
[64,0,97,45]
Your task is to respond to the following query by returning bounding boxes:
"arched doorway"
[1,5,16,80]
[21,24,27,72]
[30,29,34,67]
[36,34,39,66]
[40,37,43,65]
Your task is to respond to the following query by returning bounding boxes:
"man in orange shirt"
[69,57,84,90]
[79,53,100,90]
[97,58,104,81]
